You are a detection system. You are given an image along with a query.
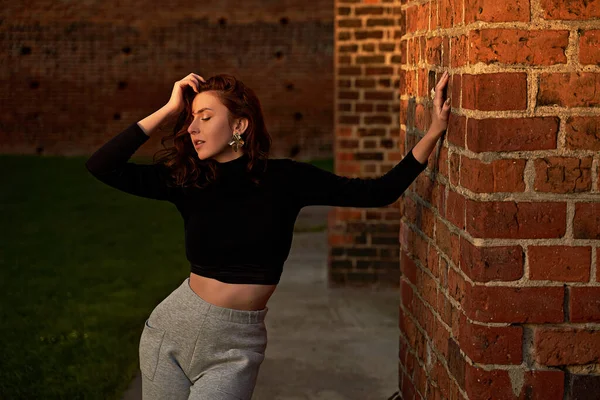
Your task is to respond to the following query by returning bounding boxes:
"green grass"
[0,153,332,399]
[305,157,334,173]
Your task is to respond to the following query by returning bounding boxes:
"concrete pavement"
[121,206,400,399]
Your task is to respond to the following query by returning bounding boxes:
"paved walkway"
[121,206,399,399]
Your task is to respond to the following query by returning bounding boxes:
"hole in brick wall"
[275,51,284,60]
[113,113,121,120]
[478,7,483,14]
[30,81,39,89]
[118,81,128,90]
[285,83,294,91]
[319,143,333,152]
[293,112,303,121]
[280,17,289,25]
[289,144,301,158]
[428,70,437,99]
[218,17,227,26]
[36,145,44,155]
[122,46,131,55]
[21,46,31,55]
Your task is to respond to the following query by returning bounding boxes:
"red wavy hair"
[152,74,272,189]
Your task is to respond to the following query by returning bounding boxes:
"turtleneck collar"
[215,152,249,170]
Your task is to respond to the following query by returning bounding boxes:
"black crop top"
[85,122,428,285]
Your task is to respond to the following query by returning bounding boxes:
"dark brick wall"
[329,0,406,289]
[0,0,334,160]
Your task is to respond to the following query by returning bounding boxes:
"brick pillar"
[398,0,600,399]
[330,0,406,288]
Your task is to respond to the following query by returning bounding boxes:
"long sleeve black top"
[85,122,428,285]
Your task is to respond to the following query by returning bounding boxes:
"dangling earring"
[229,131,245,152]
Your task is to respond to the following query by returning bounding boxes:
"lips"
[194,140,205,148]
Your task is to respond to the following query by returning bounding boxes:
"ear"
[235,117,249,134]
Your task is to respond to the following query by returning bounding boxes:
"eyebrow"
[192,107,213,115]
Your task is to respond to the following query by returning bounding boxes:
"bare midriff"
[189,272,277,311]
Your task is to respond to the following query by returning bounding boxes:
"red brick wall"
[397,0,600,399]
[0,1,334,160]
[330,0,406,287]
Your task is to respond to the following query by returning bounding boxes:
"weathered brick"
[540,0,600,20]
[458,313,523,364]
[461,156,527,193]
[465,363,565,399]
[535,328,600,365]
[564,116,600,151]
[570,287,600,322]
[435,217,461,266]
[538,72,600,107]
[470,29,568,65]
[450,34,468,67]
[400,248,418,285]
[467,117,559,152]
[447,338,466,388]
[463,73,528,111]
[466,200,567,239]
[425,36,443,65]
[529,245,591,282]
[446,189,465,229]
[580,30,600,65]
[573,203,600,239]
[448,265,468,305]
[465,0,531,23]
[460,237,524,282]
[439,0,464,28]
[534,156,593,193]
[446,109,465,147]
[466,285,564,323]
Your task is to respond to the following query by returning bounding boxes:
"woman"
[85,71,451,399]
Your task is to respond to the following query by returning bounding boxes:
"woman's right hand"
[165,73,206,114]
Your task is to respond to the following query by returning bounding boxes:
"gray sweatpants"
[138,277,269,399]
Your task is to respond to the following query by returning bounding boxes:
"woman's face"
[188,91,247,163]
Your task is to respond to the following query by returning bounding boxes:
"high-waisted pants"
[138,277,269,399]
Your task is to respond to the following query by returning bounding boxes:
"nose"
[188,120,200,135]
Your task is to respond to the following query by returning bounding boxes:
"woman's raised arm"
[85,105,181,202]
[287,70,452,208]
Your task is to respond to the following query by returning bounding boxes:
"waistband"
[178,277,268,324]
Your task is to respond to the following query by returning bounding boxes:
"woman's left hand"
[429,71,452,136]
